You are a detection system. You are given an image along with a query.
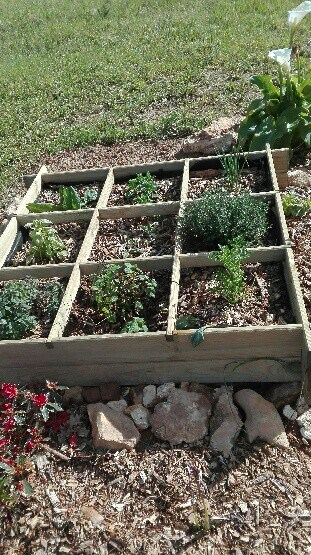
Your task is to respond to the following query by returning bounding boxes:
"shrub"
[91,263,157,325]
[0,278,64,340]
[180,190,270,251]
[125,172,158,204]
[25,219,67,264]
[210,238,248,303]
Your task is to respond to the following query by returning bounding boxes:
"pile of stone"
[63,380,309,456]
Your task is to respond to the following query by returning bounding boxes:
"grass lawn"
[0,0,309,207]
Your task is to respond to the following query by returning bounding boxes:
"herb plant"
[180,190,270,251]
[238,3,311,151]
[91,263,157,325]
[219,146,248,194]
[282,193,311,217]
[121,317,148,333]
[0,278,64,340]
[125,172,158,204]
[27,186,98,213]
[210,238,248,303]
[25,219,67,264]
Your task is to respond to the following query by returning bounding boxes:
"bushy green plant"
[210,238,247,303]
[121,317,148,333]
[27,186,98,213]
[282,193,311,217]
[238,3,311,151]
[25,219,67,264]
[125,172,158,204]
[219,146,248,194]
[0,278,64,340]
[91,263,157,325]
[180,190,270,251]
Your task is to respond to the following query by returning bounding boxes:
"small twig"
[40,443,71,462]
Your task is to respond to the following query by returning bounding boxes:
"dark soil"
[65,270,171,336]
[37,183,102,207]
[177,263,294,328]
[90,216,176,261]
[187,167,270,199]
[8,222,88,266]
[108,175,182,206]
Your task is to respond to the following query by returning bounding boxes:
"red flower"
[32,394,47,408]
[1,402,12,411]
[24,440,35,453]
[68,433,78,448]
[0,384,18,400]
[0,438,8,449]
[16,482,24,491]
[46,411,69,432]
[3,418,15,432]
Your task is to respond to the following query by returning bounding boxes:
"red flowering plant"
[0,380,68,520]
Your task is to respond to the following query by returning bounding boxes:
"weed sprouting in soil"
[125,172,158,205]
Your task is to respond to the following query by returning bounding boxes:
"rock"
[157,382,175,400]
[81,506,104,526]
[300,427,311,441]
[82,387,101,404]
[209,390,243,457]
[180,381,189,390]
[188,382,214,401]
[150,389,211,445]
[129,384,145,405]
[143,385,157,408]
[106,399,128,413]
[282,404,298,420]
[180,116,240,156]
[126,404,150,430]
[234,389,289,448]
[87,403,140,450]
[297,407,311,430]
[264,382,301,408]
[296,396,309,416]
[288,168,311,188]
[99,382,121,403]
[63,386,83,406]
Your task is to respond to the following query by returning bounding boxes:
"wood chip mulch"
[108,176,182,206]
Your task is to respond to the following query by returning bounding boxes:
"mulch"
[108,176,182,206]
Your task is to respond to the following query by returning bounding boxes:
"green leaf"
[40,405,50,422]
[191,328,205,348]
[0,462,14,473]
[249,116,275,151]
[298,79,311,103]
[22,479,34,495]
[60,186,81,210]
[47,402,63,411]
[26,203,61,213]
[250,75,279,98]
[238,113,262,148]
[176,315,201,330]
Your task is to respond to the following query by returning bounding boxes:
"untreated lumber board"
[0,218,19,268]
[179,246,287,267]
[41,167,109,184]
[17,166,46,215]
[18,209,94,226]
[47,265,81,341]
[166,159,189,338]
[113,159,185,180]
[266,144,280,192]
[98,201,180,220]
[274,192,291,245]
[271,148,289,190]
[0,263,74,281]
[80,256,174,274]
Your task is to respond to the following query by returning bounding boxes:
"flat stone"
[180,117,239,156]
[300,427,311,441]
[209,390,243,457]
[157,382,175,400]
[150,389,211,445]
[126,404,150,430]
[129,384,145,405]
[82,387,101,404]
[143,385,157,408]
[282,404,298,421]
[87,403,140,450]
[99,382,121,403]
[264,382,301,408]
[234,389,289,449]
[63,386,83,405]
[297,408,311,429]
[106,399,128,413]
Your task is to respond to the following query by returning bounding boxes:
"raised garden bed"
[0,148,310,392]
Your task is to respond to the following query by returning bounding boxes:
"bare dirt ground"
[1,141,310,555]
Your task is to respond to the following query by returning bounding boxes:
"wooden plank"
[180,246,287,267]
[0,325,302,384]
[0,263,74,281]
[167,160,189,338]
[98,201,180,220]
[97,168,115,208]
[47,265,81,341]
[0,218,19,268]
[17,166,46,215]
[272,148,289,190]
[18,209,94,226]
[80,256,174,274]
[41,168,109,184]
[188,150,268,171]
[266,144,280,192]
[274,192,291,245]
[113,159,185,180]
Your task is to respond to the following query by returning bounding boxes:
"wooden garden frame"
[0,146,310,398]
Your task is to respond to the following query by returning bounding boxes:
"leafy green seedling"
[282,193,311,217]
[25,219,67,264]
[210,238,247,303]
[125,172,158,204]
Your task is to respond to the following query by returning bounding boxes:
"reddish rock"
[264,382,301,409]
[188,383,214,401]
[87,403,140,450]
[150,389,211,445]
[209,390,243,457]
[129,384,145,405]
[99,382,121,403]
[82,386,101,404]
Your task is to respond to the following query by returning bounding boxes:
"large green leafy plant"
[27,185,98,213]
[25,219,67,264]
[239,2,311,151]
